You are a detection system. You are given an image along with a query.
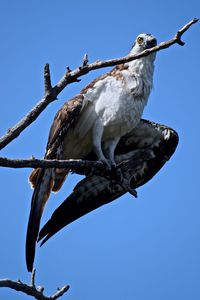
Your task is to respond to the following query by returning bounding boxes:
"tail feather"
[29,168,41,189]
[26,168,54,272]
[52,168,69,192]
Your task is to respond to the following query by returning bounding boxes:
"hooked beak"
[146,37,157,49]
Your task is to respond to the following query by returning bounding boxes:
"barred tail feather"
[26,168,54,272]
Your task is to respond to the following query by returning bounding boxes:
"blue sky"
[0,1,199,299]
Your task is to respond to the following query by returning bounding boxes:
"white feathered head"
[130,33,157,54]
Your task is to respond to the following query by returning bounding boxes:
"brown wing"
[38,119,179,245]
[45,95,84,158]
[29,95,84,189]
[26,94,84,272]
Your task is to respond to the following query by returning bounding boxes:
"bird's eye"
[137,37,144,45]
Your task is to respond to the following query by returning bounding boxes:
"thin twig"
[44,64,52,94]
[82,53,89,66]
[30,268,36,287]
[49,286,70,300]
[0,278,69,300]
[0,18,198,151]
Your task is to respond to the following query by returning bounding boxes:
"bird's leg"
[92,120,109,166]
[102,138,136,196]
[92,122,137,197]
[103,138,120,167]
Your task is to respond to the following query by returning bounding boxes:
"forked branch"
[0,269,69,300]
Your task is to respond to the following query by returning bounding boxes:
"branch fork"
[0,269,69,300]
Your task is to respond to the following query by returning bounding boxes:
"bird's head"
[130,33,157,55]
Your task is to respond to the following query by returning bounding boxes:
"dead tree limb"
[0,156,102,169]
[0,269,69,300]
[0,156,109,178]
[0,156,125,185]
[0,18,198,152]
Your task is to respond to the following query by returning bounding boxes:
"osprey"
[26,33,157,272]
[38,119,179,245]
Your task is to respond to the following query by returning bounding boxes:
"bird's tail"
[29,167,69,192]
[38,175,124,246]
[52,168,69,192]
[26,168,54,272]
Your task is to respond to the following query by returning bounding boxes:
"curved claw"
[119,177,138,198]
[108,167,137,198]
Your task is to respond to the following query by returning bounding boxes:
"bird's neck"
[127,53,155,81]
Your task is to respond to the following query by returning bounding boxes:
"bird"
[38,119,179,246]
[26,33,157,272]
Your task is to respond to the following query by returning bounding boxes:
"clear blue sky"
[0,1,199,299]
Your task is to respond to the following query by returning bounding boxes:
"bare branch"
[44,64,52,94]
[0,156,101,169]
[49,286,70,300]
[0,277,69,300]
[0,92,57,151]
[175,18,199,45]
[0,156,110,178]
[0,18,198,151]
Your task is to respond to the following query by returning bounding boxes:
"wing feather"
[45,94,84,159]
